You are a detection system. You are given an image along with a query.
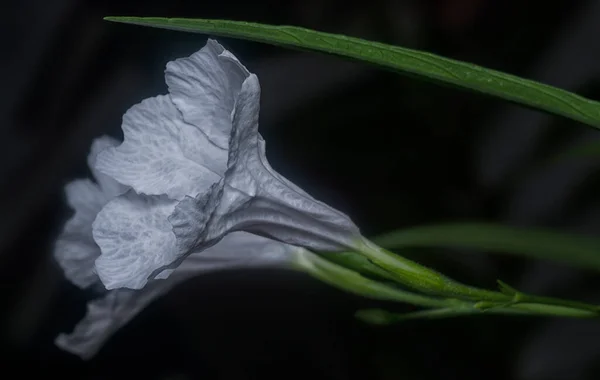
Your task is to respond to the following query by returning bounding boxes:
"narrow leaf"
[554,139,600,162]
[372,223,600,271]
[104,17,600,128]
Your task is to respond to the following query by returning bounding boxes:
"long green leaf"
[104,17,600,128]
[372,223,600,271]
[355,305,598,324]
[554,139,600,162]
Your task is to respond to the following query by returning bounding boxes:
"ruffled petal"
[55,287,171,360]
[93,191,179,290]
[62,179,106,238]
[165,39,250,150]
[54,239,100,289]
[54,179,106,288]
[94,95,224,200]
[87,135,128,199]
[55,291,128,359]
[56,232,296,359]
[54,136,127,289]
[170,76,361,255]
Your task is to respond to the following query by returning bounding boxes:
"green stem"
[290,249,472,310]
[514,294,599,313]
[484,302,598,318]
[291,247,599,322]
[355,303,597,325]
[356,238,600,313]
[355,308,481,324]
[356,238,509,301]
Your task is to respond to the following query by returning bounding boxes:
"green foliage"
[373,223,600,271]
[105,17,600,128]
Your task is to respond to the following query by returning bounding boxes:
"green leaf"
[372,223,600,271]
[355,304,598,325]
[553,139,600,162]
[104,17,600,128]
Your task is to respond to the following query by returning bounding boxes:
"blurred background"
[3,0,600,378]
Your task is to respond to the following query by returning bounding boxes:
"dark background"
[3,0,600,378]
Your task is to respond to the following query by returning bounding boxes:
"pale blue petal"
[165,39,250,150]
[93,191,179,290]
[54,179,105,288]
[56,232,295,359]
[87,135,128,199]
[55,288,167,360]
[54,136,127,289]
[63,179,106,238]
[181,231,294,270]
[55,291,126,359]
[94,95,224,200]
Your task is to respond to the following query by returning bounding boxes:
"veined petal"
[91,39,360,287]
[95,95,224,200]
[87,135,128,199]
[165,39,250,150]
[170,76,361,258]
[56,232,297,359]
[93,191,179,290]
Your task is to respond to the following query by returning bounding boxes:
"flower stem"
[357,238,509,301]
[292,247,599,322]
[355,303,597,325]
[290,249,472,309]
[356,238,600,313]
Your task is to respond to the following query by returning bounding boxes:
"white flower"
[54,137,298,358]
[92,39,362,290]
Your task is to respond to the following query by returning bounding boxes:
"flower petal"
[170,76,361,255]
[54,179,106,288]
[62,179,106,237]
[94,94,224,200]
[87,135,128,199]
[93,191,179,290]
[55,287,172,360]
[182,231,294,268]
[54,136,127,289]
[54,238,101,289]
[165,39,250,150]
[55,291,128,359]
[56,232,296,359]
[156,231,294,279]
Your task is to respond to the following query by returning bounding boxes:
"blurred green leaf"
[104,17,600,128]
[355,303,598,325]
[372,223,600,271]
[554,139,600,162]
